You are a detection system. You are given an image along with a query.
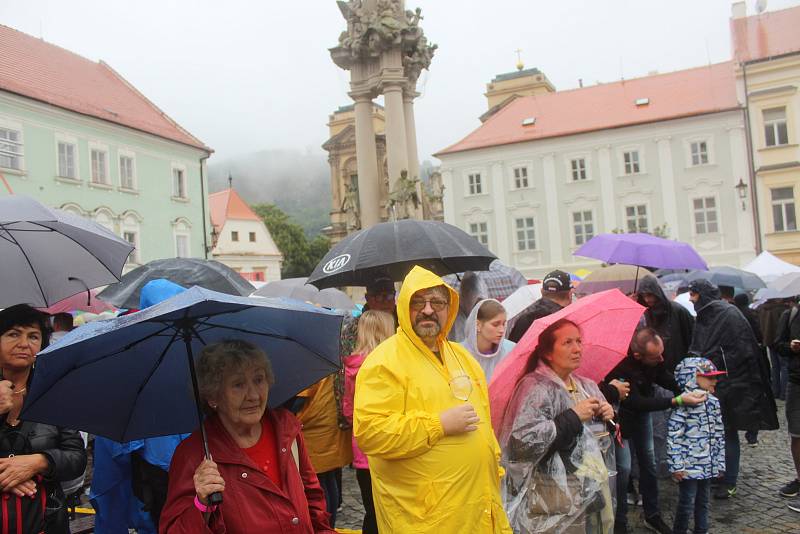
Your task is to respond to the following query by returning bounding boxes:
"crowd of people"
[0,263,797,533]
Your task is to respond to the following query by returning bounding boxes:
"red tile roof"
[0,24,210,151]
[209,188,262,230]
[436,62,740,156]
[732,5,800,64]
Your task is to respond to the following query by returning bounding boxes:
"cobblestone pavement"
[336,401,800,533]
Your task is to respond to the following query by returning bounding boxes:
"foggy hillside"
[208,149,331,237]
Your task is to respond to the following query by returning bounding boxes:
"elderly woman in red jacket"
[159,339,335,533]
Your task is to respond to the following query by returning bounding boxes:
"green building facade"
[0,90,212,269]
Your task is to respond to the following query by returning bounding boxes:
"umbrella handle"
[184,329,224,506]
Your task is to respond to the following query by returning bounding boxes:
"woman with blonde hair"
[342,310,395,534]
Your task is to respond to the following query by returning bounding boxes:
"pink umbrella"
[488,289,645,436]
[39,289,116,315]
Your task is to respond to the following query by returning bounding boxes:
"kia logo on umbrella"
[322,254,351,274]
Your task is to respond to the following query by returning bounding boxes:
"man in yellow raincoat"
[353,266,512,533]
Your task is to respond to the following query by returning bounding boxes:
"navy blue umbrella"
[22,286,343,497]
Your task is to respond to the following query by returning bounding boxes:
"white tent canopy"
[742,251,800,283]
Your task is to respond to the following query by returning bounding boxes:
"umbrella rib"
[28,221,125,282]
[119,328,182,441]
[0,224,49,306]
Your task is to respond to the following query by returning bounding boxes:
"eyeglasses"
[409,298,448,311]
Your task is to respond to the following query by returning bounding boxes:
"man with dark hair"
[602,327,706,534]
[50,312,74,343]
[508,270,572,343]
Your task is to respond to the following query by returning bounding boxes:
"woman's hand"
[4,479,37,498]
[609,379,630,401]
[572,398,601,422]
[597,401,615,422]
[0,454,48,491]
[194,459,225,505]
[672,471,687,482]
[0,381,13,414]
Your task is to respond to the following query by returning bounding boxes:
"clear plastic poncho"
[498,363,616,534]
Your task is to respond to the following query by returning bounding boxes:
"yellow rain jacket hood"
[353,266,512,533]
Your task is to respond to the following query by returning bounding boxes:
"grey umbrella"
[684,266,766,291]
[0,195,133,308]
[98,258,254,310]
[252,277,355,310]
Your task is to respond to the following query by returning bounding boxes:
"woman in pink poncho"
[342,310,395,534]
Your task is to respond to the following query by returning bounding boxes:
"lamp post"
[735,178,748,211]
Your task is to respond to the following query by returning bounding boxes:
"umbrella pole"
[182,328,224,505]
[633,266,640,294]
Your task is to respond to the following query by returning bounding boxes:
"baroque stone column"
[352,93,381,228]
[383,82,409,195]
[403,91,420,181]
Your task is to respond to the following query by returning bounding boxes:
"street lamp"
[735,178,748,211]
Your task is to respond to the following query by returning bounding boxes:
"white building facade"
[437,67,756,278]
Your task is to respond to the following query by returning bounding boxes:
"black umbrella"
[98,258,254,309]
[307,220,497,289]
[0,195,133,308]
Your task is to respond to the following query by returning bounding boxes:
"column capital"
[348,91,375,104]
[403,89,421,103]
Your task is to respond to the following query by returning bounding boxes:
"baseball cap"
[366,276,395,296]
[542,270,571,292]
[696,359,726,377]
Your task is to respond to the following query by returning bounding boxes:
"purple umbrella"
[574,233,708,271]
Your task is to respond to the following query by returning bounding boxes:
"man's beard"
[413,315,441,338]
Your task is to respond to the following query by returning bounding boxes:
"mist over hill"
[208,149,331,238]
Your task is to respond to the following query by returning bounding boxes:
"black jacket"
[637,275,694,372]
[602,356,681,439]
[688,279,778,431]
[774,306,800,385]
[508,297,564,343]
[0,419,87,533]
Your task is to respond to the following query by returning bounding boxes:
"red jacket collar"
[204,408,299,465]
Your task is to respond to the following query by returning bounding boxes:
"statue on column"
[389,169,420,220]
[341,177,361,231]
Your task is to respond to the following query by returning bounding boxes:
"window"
[771,187,797,232]
[175,235,190,258]
[0,127,23,170]
[693,197,719,234]
[764,107,789,147]
[572,210,594,246]
[57,142,76,179]
[513,167,529,189]
[623,150,641,175]
[249,232,256,242]
[90,149,108,184]
[231,231,239,242]
[625,205,649,233]
[570,158,587,181]
[172,168,187,198]
[690,141,709,166]
[467,173,483,195]
[515,217,536,251]
[468,222,488,246]
[122,231,139,263]
[119,155,135,189]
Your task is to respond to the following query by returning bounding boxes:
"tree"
[252,203,331,278]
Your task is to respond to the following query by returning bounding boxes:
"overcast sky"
[3,0,799,164]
